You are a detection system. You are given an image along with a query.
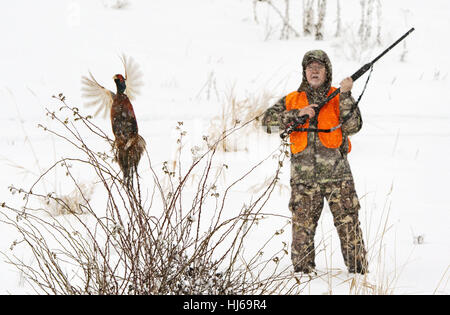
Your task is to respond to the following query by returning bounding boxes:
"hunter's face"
[305,61,326,89]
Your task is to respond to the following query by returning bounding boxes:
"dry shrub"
[208,85,276,152]
[0,93,307,295]
[43,183,94,216]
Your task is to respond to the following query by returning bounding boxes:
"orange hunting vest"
[285,87,351,154]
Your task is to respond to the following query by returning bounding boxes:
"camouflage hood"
[298,50,333,102]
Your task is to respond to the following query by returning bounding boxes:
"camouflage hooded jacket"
[262,50,362,185]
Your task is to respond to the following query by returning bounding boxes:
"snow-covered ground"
[0,0,448,294]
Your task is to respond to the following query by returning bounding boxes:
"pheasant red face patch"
[114,74,125,82]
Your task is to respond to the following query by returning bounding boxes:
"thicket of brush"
[0,94,308,295]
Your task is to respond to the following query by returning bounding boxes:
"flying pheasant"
[81,55,146,186]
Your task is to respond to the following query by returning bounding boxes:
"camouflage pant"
[289,180,368,273]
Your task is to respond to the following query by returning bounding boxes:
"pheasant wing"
[81,71,115,118]
[121,54,144,101]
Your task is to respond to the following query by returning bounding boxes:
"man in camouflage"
[262,50,368,274]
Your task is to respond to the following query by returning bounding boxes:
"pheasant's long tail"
[114,134,146,188]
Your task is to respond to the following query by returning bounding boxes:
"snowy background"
[0,0,449,294]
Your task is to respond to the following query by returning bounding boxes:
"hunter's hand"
[340,77,353,93]
[299,104,318,119]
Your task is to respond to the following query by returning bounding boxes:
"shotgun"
[280,27,415,139]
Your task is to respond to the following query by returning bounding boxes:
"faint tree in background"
[302,0,327,40]
[358,0,383,49]
[358,0,367,40]
[254,0,300,40]
[332,0,383,62]
[252,0,384,46]
[303,0,314,36]
[358,0,375,46]
[280,0,291,39]
[399,8,411,62]
[335,0,341,37]
[253,0,329,41]
[314,0,327,40]
[376,0,382,45]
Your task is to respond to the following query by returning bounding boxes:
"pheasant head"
[113,74,126,94]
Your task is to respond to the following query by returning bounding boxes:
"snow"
[0,0,449,295]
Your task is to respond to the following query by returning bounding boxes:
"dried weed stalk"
[208,86,276,152]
